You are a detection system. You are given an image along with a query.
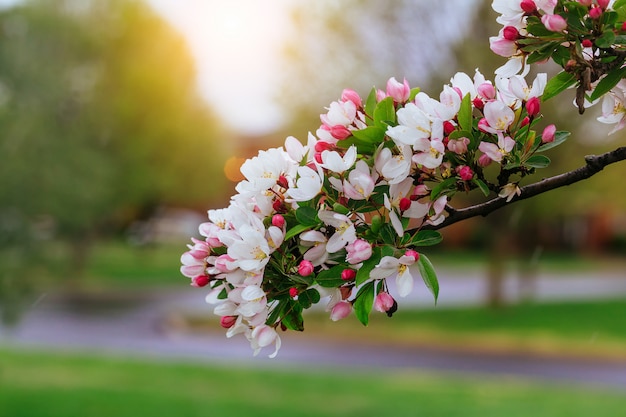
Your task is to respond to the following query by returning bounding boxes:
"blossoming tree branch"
[181,0,626,358]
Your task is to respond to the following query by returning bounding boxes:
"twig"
[421,146,626,231]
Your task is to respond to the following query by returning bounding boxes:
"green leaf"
[472,178,491,197]
[374,96,396,128]
[417,254,439,303]
[457,93,472,132]
[288,273,314,286]
[353,281,375,326]
[527,41,561,65]
[408,230,443,247]
[408,87,421,102]
[298,288,321,309]
[595,30,617,49]
[430,177,457,200]
[614,34,626,45]
[615,0,626,10]
[284,224,311,241]
[537,130,570,152]
[364,87,378,120]
[525,154,551,168]
[315,265,347,287]
[526,17,559,37]
[590,67,626,102]
[295,206,319,226]
[281,300,304,331]
[347,126,386,153]
[601,10,618,26]
[543,71,577,101]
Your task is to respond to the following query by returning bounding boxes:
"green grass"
[82,240,186,288]
[185,298,626,360]
[73,239,626,289]
[1,348,625,417]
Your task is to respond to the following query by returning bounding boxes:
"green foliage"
[417,254,438,303]
[353,280,375,325]
[4,348,626,417]
[0,0,227,323]
[542,71,577,101]
[0,0,226,239]
[590,66,626,101]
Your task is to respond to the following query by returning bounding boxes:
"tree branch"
[423,146,626,231]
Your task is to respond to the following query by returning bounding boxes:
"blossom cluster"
[490,0,626,132]
[181,0,626,358]
[181,67,562,357]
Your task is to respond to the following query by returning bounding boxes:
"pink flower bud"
[376,89,387,102]
[478,153,493,167]
[330,300,352,321]
[622,21,626,32]
[443,121,456,136]
[457,165,474,181]
[520,0,537,13]
[289,287,299,298]
[526,96,541,117]
[582,39,593,48]
[542,124,556,143]
[502,26,519,41]
[448,137,470,154]
[277,175,289,189]
[472,97,485,110]
[577,0,592,6]
[314,152,323,164]
[341,269,356,281]
[273,199,287,214]
[374,292,396,313]
[477,82,496,100]
[404,249,420,262]
[490,37,518,57]
[329,125,352,139]
[298,260,314,277]
[191,275,210,287]
[399,197,411,212]
[386,77,411,103]
[520,116,530,127]
[589,5,603,19]
[541,14,567,32]
[314,140,334,153]
[272,214,285,228]
[597,0,610,9]
[220,315,238,329]
[341,89,362,108]
[345,239,373,264]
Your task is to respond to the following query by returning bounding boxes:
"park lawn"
[302,298,626,360]
[183,298,626,361]
[77,239,626,289]
[1,347,625,417]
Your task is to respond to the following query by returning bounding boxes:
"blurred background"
[0,0,625,416]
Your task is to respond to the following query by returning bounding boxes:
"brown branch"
[423,146,626,231]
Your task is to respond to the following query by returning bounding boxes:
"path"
[2,270,626,389]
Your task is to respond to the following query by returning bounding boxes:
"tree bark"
[420,146,626,232]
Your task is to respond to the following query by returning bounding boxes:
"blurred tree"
[0,0,228,323]
[277,0,481,136]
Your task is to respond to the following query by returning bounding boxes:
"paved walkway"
[2,270,626,388]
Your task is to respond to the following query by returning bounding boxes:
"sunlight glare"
[147,0,293,134]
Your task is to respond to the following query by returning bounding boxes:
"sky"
[146,0,294,135]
